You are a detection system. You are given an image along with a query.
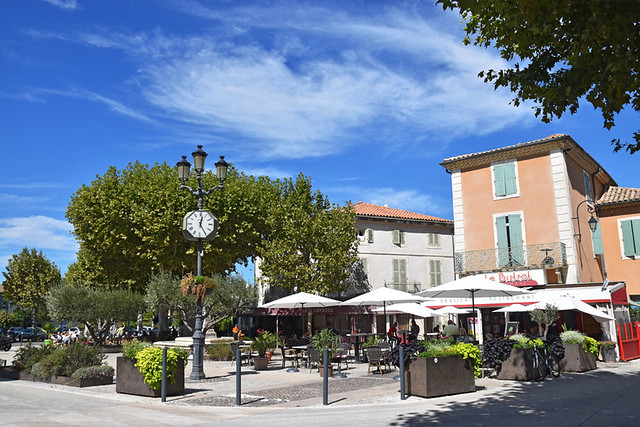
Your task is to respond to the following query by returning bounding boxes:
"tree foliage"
[65,162,274,292]
[439,0,640,153]
[46,284,144,345]
[530,303,559,339]
[145,273,258,334]
[258,174,360,295]
[2,248,61,310]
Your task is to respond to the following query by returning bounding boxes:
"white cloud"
[0,216,78,252]
[41,0,78,10]
[331,186,449,217]
[240,166,291,180]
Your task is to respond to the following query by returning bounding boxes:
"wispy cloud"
[41,0,78,10]
[25,3,532,160]
[0,216,78,252]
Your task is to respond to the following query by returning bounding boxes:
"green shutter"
[392,230,400,245]
[633,220,640,256]
[400,259,407,285]
[503,162,517,195]
[367,229,374,243]
[494,164,506,197]
[430,260,442,286]
[401,231,406,245]
[496,216,509,267]
[508,214,524,265]
[621,220,636,257]
[592,220,604,255]
[392,259,399,284]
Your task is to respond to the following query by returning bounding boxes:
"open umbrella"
[434,306,471,315]
[493,303,535,313]
[259,292,341,335]
[372,303,445,318]
[530,295,613,323]
[418,276,532,337]
[342,286,425,325]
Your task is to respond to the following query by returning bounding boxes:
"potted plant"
[250,329,277,370]
[116,341,189,397]
[559,330,598,372]
[495,334,545,381]
[310,328,340,377]
[600,340,617,362]
[390,338,479,398]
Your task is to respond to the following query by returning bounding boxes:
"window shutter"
[496,216,509,267]
[399,259,407,285]
[584,171,593,202]
[429,259,442,286]
[633,220,640,255]
[360,258,369,276]
[503,162,517,195]
[401,231,406,245]
[392,259,399,284]
[367,229,374,243]
[592,220,604,255]
[508,214,524,265]
[494,164,506,197]
[392,230,402,245]
[621,220,636,257]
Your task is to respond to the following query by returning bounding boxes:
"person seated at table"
[387,322,399,344]
[459,326,467,336]
[409,319,420,341]
[443,320,459,337]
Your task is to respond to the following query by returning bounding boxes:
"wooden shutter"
[622,219,640,256]
[503,162,517,195]
[592,220,604,255]
[508,214,524,265]
[496,216,509,267]
[367,229,374,243]
[429,259,442,286]
[494,164,506,197]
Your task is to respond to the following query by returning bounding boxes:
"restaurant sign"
[479,269,545,287]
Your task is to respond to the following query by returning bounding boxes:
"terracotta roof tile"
[598,187,640,206]
[353,201,452,222]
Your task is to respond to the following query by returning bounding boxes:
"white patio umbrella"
[372,303,445,318]
[434,306,471,315]
[418,276,532,336]
[531,295,614,323]
[259,292,341,335]
[342,286,425,322]
[493,303,536,313]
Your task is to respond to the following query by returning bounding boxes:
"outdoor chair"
[306,345,321,372]
[332,342,350,373]
[280,344,299,369]
[366,346,386,376]
[230,342,250,366]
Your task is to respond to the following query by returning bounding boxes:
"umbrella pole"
[470,291,476,339]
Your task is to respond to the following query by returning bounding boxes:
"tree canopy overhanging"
[438,0,640,154]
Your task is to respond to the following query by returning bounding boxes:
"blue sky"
[1,0,638,282]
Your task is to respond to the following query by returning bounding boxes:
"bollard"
[323,348,329,405]
[236,348,242,406]
[399,345,406,400]
[161,346,167,402]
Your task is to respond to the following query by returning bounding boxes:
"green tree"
[530,304,559,339]
[65,162,275,292]
[144,270,182,338]
[438,0,640,153]
[46,284,144,345]
[258,174,360,295]
[2,248,61,330]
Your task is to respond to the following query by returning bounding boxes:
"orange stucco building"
[443,134,617,289]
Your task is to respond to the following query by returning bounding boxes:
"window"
[495,213,524,267]
[358,228,374,243]
[367,229,374,243]
[359,258,369,276]
[392,230,406,246]
[492,161,518,198]
[583,170,593,202]
[429,259,442,287]
[427,232,441,248]
[621,219,640,257]
[392,259,407,285]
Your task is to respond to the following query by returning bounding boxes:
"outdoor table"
[347,333,384,363]
[291,345,307,368]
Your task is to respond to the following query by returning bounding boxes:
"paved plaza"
[2,344,640,426]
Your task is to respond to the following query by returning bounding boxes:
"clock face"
[182,210,218,241]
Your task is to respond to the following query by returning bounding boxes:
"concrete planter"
[253,357,269,370]
[116,357,184,397]
[404,356,475,398]
[601,346,617,363]
[560,343,596,372]
[0,368,112,387]
[319,364,334,377]
[497,348,540,381]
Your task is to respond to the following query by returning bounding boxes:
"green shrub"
[71,365,114,379]
[583,336,600,357]
[37,343,104,380]
[122,340,151,360]
[416,338,482,378]
[134,347,189,390]
[508,334,542,349]
[206,343,233,360]
[12,344,54,372]
[362,335,383,349]
[560,330,585,344]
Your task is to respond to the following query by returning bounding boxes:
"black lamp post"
[574,199,599,241]
[177,145,228,380]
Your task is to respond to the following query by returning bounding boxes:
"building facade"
[442,134,616,287]
[353,202,455,293]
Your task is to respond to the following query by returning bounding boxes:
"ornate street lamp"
[177,145,228,380]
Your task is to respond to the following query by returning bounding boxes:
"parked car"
[25,327,47,341]
[7,327,25,342]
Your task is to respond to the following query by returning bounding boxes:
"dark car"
[7,327,25,342]
[22,327,47,341]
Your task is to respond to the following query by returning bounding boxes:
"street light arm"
[203,183,225,197]
[573,199,597,242]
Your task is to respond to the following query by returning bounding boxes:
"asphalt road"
[2,361,640,426]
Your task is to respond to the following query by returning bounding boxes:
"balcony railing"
[454,242,567,274]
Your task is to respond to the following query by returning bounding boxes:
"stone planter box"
[116,357,184,397]
[497,348,540,381]
[253,357,269,370]
[0,367,112,387]
[601,346,617,362]
[404,356,475,398]
[560,343,596,372]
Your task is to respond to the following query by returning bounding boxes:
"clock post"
[176,145,228,380]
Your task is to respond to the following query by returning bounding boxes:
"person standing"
[232,324,241,340]
[410,319,420,341]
